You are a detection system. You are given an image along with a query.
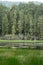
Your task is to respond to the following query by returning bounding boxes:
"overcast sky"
[1,0,43,3]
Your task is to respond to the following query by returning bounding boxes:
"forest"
[0,2,43,40]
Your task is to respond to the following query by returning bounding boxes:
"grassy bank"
[0,48,43,65]
[0,40,43,43]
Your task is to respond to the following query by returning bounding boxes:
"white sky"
[1,0,43,3]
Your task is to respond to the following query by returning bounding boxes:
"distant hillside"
[0,1,20,7]
[33,1,42,5]
[0,1,42,7]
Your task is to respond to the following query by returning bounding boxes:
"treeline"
[0,2,43,40]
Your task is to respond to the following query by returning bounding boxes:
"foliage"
[0,2,43,40]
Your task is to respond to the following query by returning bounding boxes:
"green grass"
[0,48,43,65]
[0,40,43,43]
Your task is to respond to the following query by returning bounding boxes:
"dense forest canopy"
[0,2,43,40]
